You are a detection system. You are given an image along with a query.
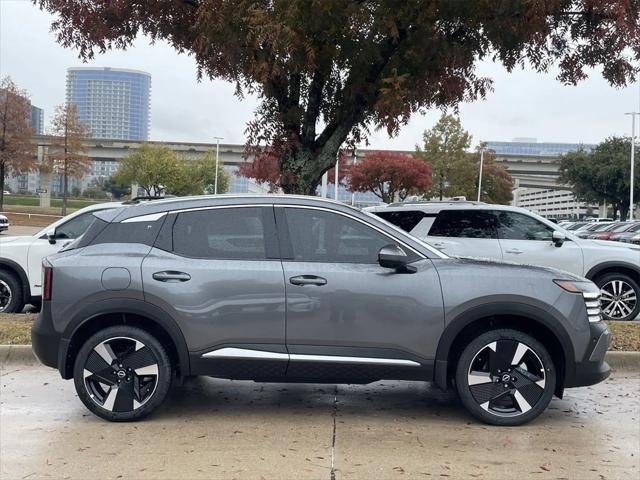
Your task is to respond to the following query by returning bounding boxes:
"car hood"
[437,255,587,282]
[0,235,34,247]
[588,239,640,250]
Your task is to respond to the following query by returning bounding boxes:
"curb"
[0,345,639,371]
[0,345,38,367]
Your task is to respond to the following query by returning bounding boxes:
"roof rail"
[387,199,485,207]
[122,195,177,205]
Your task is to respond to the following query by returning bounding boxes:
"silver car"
[32,195,610,425]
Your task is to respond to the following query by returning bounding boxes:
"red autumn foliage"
[347,151,432,203]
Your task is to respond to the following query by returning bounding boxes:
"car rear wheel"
[73,326,172,422]
[0,269,24,314]
[455,329,556,426]
[595,273,639,321]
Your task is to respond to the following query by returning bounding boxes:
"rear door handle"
[289,275,327,286]
[505,248,524,255]
[152,271,191,282]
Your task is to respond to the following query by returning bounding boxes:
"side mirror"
[46,229,57,245]
[378,244,416,273]
[552,230,565,247]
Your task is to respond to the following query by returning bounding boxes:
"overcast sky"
[1,0,638,150]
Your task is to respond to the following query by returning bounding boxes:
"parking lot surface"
[1,366,638,480]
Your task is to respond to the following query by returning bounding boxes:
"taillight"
[43,266,53,301]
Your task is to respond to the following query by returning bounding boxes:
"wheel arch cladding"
[61,299,190,380]
[586,262,640,284]
[434,303,574,397]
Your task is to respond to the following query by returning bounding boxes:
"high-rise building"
[30,105,44,134]
[66,67,151,140]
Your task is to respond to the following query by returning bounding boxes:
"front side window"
[495,211,554,241]
[55,212,98,239]
[283,208,394,263]
[429,210,497,239]
[172,207,267,260]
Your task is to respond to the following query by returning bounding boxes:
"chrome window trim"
[201,347,421,367]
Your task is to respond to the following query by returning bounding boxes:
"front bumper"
[564,321,611,388]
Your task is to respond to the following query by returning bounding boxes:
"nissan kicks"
[32,195,611,425]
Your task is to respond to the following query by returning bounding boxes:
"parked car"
[574,222,615,239]
[0,214,9,233]
[32,195,610,425]
[588,222,639,241]
[610,222,640,243]
[366,201,640,321]
[564,222,590,231]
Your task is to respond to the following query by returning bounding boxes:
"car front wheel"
[73,326,172,421]
[455,329,556,426]
[595,273,639,321]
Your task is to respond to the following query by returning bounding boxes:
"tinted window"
[173,207,266,260]
[55,212,98,239]
[94,218,164,246]
[375,210,433,233]
[283,208,394,263]
[429,210,497,239]
[495,211,554,241]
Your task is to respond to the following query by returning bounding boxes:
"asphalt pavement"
[1,365,638,479]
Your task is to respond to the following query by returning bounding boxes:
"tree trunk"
[62,160,68,216]
[278,146,334,196]
[0,162,5,212]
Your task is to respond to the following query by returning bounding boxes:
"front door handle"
[152,271,191,282]
[505,248,524,255]
[289,275,327,286]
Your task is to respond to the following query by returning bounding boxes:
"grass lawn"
[0,313,638,350]
[1,195,103,210]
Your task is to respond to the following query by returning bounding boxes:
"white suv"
[0,202,125,313]
[367,201,640,321]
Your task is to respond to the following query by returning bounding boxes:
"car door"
[424,209,503,260]
[276,206,444,382]
[141,205,288,378]
[495,210,584,275]
[27,210,99,296]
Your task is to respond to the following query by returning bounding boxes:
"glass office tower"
[66,67,151,140]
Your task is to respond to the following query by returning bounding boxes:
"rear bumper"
[31,304,61,371]
[564,321,611,388]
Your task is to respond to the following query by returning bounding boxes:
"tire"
[0,269,24,314]
[73,326,172,422]
[594,272,639,321]
[455,329,556,426]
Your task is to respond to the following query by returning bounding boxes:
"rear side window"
[429,210,497,239]
[374,210,432,233]
[172,207,268,260]
[91,218,164,246]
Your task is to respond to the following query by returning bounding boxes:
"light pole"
[213,136,223,194]
[477,144,486,202]
[351,148,357,206]
[625,113,638,220]
[334,154,340,200]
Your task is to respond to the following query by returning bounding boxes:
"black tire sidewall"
[0,269,24,314]
[73,325,172,422]
[595,272,640,321]
[455,329,556,426]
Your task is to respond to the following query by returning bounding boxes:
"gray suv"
[32,196,610,425]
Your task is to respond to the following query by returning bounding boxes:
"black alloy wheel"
[456,329,556,426]
[73,326,171,421]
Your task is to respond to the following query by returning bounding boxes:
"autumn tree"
[347,151,431,203]
[37,1,639,194]
[471,149,513,204]
[0,77,35,210]
[48,103,90,215]
[415,115,473,200]
[559,137,639,220]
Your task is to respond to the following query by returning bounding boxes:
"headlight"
[554,280,602,323]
